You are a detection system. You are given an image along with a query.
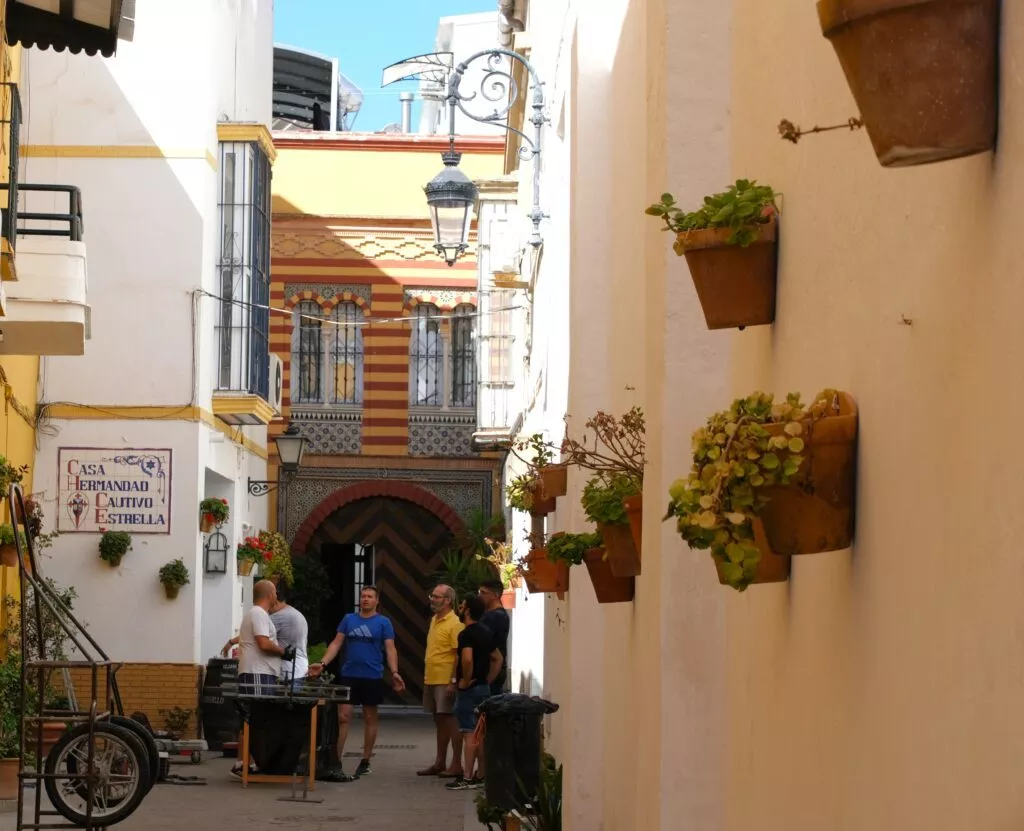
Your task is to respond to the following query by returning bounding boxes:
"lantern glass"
[275,424,307,472]
[204,532,228,574]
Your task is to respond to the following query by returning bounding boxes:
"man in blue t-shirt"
[311,586,405,777]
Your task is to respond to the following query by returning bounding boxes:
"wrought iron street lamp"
[424,48,549,266]
[247,423,308,496]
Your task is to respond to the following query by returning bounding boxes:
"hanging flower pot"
[199,498,229,532]
[163,584,181,600]
[0,544,17,569]
[529,492,557,518]
[622,494,643,553]
[713,520,790,586]
[582,475,643,577]
[522,548,569,598]
[538,464,568,500]
[237,559,255,577]
[500,589,517,610]
[200,514,216,534]
[583,548,635,604]
[759,392,858,556]
[817,0,999,167]
[597,522,641,578]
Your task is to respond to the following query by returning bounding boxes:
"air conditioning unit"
[268,354,284,414]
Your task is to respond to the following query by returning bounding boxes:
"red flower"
[263,552,272,562]
[220,498,228,504]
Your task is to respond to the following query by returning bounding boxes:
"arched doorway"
[297,488,459,704]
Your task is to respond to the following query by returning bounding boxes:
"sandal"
[416,765,444,776]
[438,769,464,779]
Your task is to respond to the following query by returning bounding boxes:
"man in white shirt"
[270,586,309,683]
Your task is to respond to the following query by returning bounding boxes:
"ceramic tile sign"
[57,448,172,534]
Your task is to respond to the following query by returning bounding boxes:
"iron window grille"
[0,82,20,255]
[409,303,442,407]
[292,300,324,404]
[450,303,477,408]
[332,301,364,405]
[214,138,271,401]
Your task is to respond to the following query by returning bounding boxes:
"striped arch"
[402,293,477,315]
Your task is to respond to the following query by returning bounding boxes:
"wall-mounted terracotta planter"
[163,584,181,600]
[679,218,777,330]
[583,548,634,604]
[237,559,255,577]
[522,548,569,599]
[0,543,18,569]
[597,522,641,578]
[500,588,517,610]
[622,494,643,552]
[538,464,568,500]
[817,0,999,167]
[714,519,790,586]
[760,392,858,556]
[529,492,557,517]
[200,514,216,534]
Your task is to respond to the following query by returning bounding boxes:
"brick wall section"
[64,663,201,737]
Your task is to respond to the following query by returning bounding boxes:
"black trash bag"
[315,702,339,778]
[479,694,558,811]
[247,700,315,775]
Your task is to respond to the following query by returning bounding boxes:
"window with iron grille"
[214,138,271,400]
[409,304,442,407]
[450,303,477,408]
[332,302,364,405]
[0,82,20,256]
[292,300,324,403]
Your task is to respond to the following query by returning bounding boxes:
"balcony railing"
[0,184,84,242]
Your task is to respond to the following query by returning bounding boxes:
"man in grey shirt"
[270,586,309,682]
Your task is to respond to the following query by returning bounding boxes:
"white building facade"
[25,0,276,679]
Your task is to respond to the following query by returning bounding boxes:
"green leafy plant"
[258,530,294,586]
[665,390,837,591]
[159,706,192,737]
[433,549,498,602]
[456,508,505,557]
[561,406,646,482]
[646,179,778,251]
[0,522,26,549]
[199,497,229,526]
[581,474,641,527]
[98,529,132,565]
[546,532,601,567]
[475,792,507,829]
[507,473,539,513]
[0,650,25,758]
[158,559,190,588]
[24,498,58,552]
[516,433,554,468]
[516,753,563,830]
[0,456,29,499]
[306,642,328,665]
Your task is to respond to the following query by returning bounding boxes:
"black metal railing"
[0,82,20,253]
[0,183,84,242]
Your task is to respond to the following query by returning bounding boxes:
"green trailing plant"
[24,499,58,552]
[0,650,24,758]
[158,559,190,588]
[581,474,640,527]
[98,529,132,565]
[646,179,778,251]
[199,497,229,526]
[665,390,837,591]
[0,456,29,499]
[258,530,294,586]
[0,522,26,549]
[546,532,602,567]
[159,706,192,737]
[507,473,539,513]
[561,406,646,482]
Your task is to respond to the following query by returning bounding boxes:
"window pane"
[451,303,476,408]
[409,304,442,406]
[292,300,323,403]
[332,302,364,404]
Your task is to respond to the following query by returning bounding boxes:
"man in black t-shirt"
[477,579,510,695]
[445,595,502,791]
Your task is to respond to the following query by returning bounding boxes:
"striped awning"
[5,0,135,58]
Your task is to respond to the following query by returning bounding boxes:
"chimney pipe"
[399,92,414,133]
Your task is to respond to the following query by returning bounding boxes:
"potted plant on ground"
[236,535,268,577]
[581,475,641,578]
[520,534,569,599]
[0,523,25,569]
[0,650,22,799]
[159,706,193,739]
[647,180,778,330]
[159,559,190,599]
[199,498,229,533]
[98,529,131,568]
[549,531,634,604]
[817,0,998,168]
[665,389,857,591]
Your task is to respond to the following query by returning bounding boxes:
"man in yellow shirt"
[417,583,465,778]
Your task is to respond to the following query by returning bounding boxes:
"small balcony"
[0,184,89,356]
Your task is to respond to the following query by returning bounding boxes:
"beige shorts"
[422,683,455,715]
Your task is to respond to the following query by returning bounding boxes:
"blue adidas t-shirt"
[338,613,396,679]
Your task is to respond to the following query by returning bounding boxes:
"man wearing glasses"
[416,584,464,778]
[477,579,510,696]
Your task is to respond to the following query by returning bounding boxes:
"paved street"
[1,715,487,831]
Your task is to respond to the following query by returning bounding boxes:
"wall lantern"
[204,531,228,574]
[421,48,550,267]
[247,423,308,497]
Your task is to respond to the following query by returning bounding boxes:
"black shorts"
[339,676,386,707]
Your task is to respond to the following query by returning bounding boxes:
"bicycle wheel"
[45,722,150,827]
[109,715,159,792]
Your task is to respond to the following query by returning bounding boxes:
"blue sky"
[273,0,497,132]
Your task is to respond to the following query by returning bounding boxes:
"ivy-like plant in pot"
[159,559,190,599]
[664,391,833,591]
[546,532,602,567]
[98,529,132,567]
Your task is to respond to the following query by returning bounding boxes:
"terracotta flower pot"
[817,0,999,167]
[760,392,858,556]
[163,584,181,600]
[529,493,557,518]
[597,522,641,577]
[200,514,216,533]
[237,559,255,577]
[679,218,777,330]
[538,465,568,500]
[622,494,643,552]
[32,722,68,762]
[714,519,790,587]
[0,757,17,800]
[522,548,569,598]
[500,589,517,610]
[105,555,123,568]
[0,543,18,569]
[583,548,635,604]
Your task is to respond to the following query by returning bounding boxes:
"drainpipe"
[399,92,414,133]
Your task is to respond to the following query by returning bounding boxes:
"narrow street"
[1,717,487,831]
